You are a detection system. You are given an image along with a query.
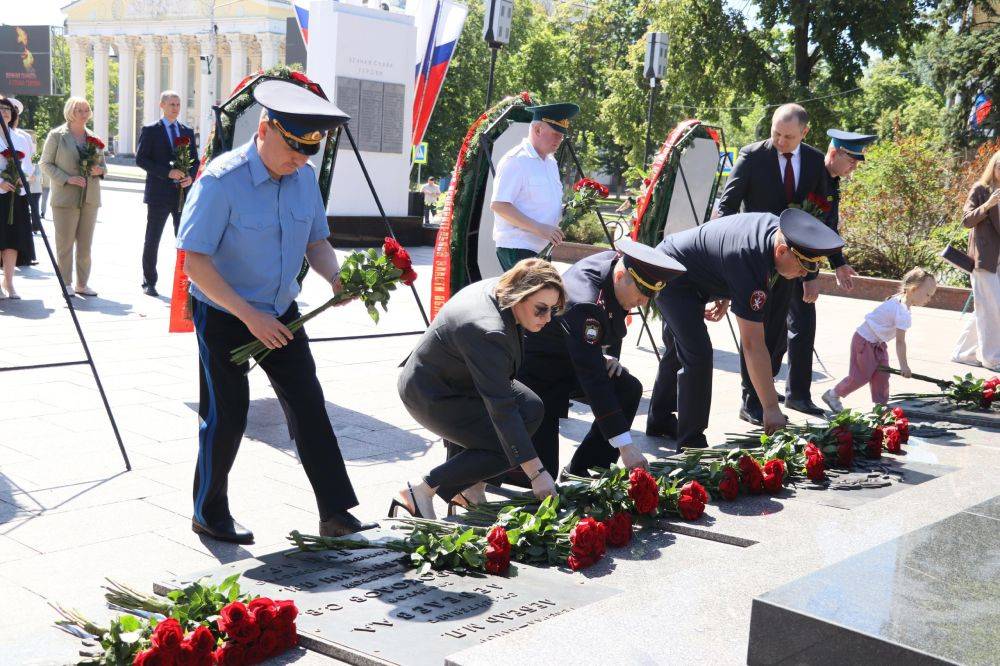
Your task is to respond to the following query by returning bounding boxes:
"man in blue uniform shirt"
[647,209,844,449]
[177,80,374,544]
[520,238,685,477]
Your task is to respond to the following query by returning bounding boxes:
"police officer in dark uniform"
[177,80,375,544]
[520,238,685,477]
[647,209,845,449]
[779,129,877,411]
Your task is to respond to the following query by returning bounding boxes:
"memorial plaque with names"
[335,76,406,155]
[336,77,362,135]
[381,83,405,154]
[156,530,619,666]
[359,80,386,154]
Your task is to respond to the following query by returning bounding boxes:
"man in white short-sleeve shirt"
[490,102,579,270]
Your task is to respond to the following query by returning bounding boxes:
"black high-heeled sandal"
[388,482,424,518]
[446,492,474,518]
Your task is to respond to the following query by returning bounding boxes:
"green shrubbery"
[563,211,608,245]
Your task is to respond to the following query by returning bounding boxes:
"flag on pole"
[292,0,310,43]
[969,91,992,129]
[411,0,467,148]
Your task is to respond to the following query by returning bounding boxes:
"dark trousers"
[420,381,543,502]
[649,283,714,447]
[781,279,816,400]
[191,299,358,523]
[496,247,538,272]
[530,372,643,477]
[27,193,42,232]
[739,276,795,409]
[142,204,181,288]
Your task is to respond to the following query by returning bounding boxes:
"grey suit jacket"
[398,278,535,464]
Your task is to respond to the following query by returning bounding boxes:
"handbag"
[940,243,974,273]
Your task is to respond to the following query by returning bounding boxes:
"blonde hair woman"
[952,151,1000,371]
[39,96,106,297]
[394,259,566,518]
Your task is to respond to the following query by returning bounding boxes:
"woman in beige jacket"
[952,150,1000,371]
[39,96,106,297]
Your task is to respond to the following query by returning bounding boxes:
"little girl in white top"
[823,268,937,410]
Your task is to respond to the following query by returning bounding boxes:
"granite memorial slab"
[892,397,1000,429]
[156,529,620,666]
[747,502,1000,665]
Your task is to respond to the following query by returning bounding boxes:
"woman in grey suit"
[395,259,566,518]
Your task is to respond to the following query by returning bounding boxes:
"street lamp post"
[642,31,669,163]
[482,0,513,110]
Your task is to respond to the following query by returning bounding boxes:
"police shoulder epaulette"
[204,150,249,179]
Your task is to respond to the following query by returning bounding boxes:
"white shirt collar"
[521,138,551,161]
[778,144,801,158]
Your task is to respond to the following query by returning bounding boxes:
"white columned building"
[63,0,290,156]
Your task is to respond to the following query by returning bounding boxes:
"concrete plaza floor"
[0,183,996,664]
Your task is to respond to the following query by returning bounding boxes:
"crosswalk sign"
[413,142,428,164]
[720,150,735,177]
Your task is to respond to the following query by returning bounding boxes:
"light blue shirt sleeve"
[177,174,230,255]
[308,179,331,244]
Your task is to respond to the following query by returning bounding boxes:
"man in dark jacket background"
[136,90,198,297]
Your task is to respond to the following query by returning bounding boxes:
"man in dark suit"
[136,90,198,297]
[715,103,827,423]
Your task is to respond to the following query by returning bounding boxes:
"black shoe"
[677,434,709,452]
[191,516,254,544]
[142,285,159,297]
[646,414,678,438]
[321,510,377,537]
[784,397,825,416]
[739,403,763,426]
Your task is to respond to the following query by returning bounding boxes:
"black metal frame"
[0,115,131,471]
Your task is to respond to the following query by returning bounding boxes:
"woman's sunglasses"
[533,302,561,318]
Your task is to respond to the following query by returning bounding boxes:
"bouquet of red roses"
[172,135,195,212]
[1,147,24,225]
[77,135,105,208]
[539,177,610,259]
[791,192,833,219]
[230,237,416,368]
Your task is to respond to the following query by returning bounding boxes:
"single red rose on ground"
[150,618,184,654]
[133,648,167,666]
[258,629,282,657]
[804,444,826,481]
[891,406,906,419]
[218,601,250,633]
[762,459,786,493]
[738,454,765,494]
[243,642,267,664]
[485,525,511,574]
[717,466,740,501]
[214,642,246,666]
[837,442,854,467]
[250,599,279,630]
[628,467,660,515]
[273,599,298,627]
[604,512,633,547]
[178,641,214,666]
[677,480,708,520]
[884,425,902,453]
[185,625,217,654]
[894,417,910,442]
[568,516,607,569]
[279,622,298,649]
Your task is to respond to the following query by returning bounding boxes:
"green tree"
[838,58,945,140]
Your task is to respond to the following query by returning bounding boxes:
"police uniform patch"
[750,290,767,311]
[583,317,602,345]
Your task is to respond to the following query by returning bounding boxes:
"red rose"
[894,418,910,442]
[244,643,267,664]
[178,641,214,666]
[389,246,412,271]
[86,135,105,149]
[884,425,901,453]
[982,387,995,407]
[568,516,607,569]
[762,459,786,493]
[383,236,402,257]
[484,525,511,574]
[627,467,660,515]
[804,443,826,481]
[273,600,298,628]
[603,512,633,547]
[258,629,282,657]
[214,642,246,666]
[174,135,191,147]
[985,377,999,390]
[218,600,250,633]
[278,623,298,650]
[250,598,278,631]
[401,267,418,286]
[677,480,708,520]
[717,466,739,501]
[151,618,184,654]
[867,427,884,459]
[738,454,765,494]
[891,407,906,419]
[833,426,853,446]
[185,625,216,655]
[133,648,166,666]
[837,442,855,467]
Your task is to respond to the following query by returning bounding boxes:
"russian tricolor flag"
[292,0,310,43]
[411,0,467,148]
[969,91,992,129]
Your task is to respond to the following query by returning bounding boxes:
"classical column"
[91,38,110,143]
[168,36,189,120]
[258,33,282,69]
[142,35,162,125]
[226,34,247,94]
[68,36,88,99]
[114,37,137,155]
[197,34,217,149]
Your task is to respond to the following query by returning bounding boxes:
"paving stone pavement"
[0,184,996,664]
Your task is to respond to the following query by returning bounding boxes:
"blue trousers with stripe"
[192,299,359,524]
